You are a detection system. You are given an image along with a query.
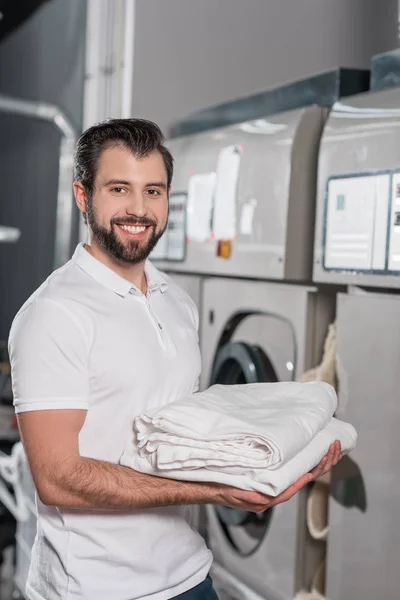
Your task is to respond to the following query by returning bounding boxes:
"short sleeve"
[8,298,90,414]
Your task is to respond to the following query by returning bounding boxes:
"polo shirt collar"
[72,243,168,297]
[145,260,169,294]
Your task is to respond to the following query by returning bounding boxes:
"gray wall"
[0,0,87,339]
[132,0,398,134]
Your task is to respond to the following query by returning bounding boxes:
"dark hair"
[74,118,174,220]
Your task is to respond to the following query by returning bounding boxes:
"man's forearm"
[40,455,219,509]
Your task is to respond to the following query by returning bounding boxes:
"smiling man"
[8,119,341,600]
[75,123,171,288]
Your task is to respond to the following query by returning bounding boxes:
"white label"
[239,198,257,235]
[150,230,168,260]
[150,193,187,261]
[388,173,400,271]
[166,193,187,261]
[325,174,390,271]
[213,145,241,240]
[187,173,216,241]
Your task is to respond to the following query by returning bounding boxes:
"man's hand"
[215,440,342,513]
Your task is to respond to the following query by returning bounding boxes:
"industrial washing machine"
[156,70,369,283]
[152,70,369,599]
[153,69,368,307]
[201,278,334,600]
[312,50,400,599]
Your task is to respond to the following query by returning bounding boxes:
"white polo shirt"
[8,243,213,600]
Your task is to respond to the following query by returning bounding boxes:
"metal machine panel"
[154,70,370,283]
[155,106,325,282]
[326,290,400,599]
[200,278,335,599]
[313,86,400,288]
[169,69,369,138]
[200,278,331,389]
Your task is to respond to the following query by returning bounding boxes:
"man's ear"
[73,181,87,216]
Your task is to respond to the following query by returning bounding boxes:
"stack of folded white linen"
[120,381,357,496]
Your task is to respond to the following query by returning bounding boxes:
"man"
[9,119,341,600]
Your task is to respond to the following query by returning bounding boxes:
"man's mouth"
[114,221,154,240]
[119,224,147,234]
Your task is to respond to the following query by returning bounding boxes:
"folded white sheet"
[121,417,356,496]
[133,382,337,469]
[120,381,356,496]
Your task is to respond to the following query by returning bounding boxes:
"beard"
[86,200,167,265]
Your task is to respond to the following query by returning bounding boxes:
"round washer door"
[210,341,277,556]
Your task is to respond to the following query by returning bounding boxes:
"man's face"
[85,145,169,264]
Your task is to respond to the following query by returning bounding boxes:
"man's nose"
[125,193,147,218]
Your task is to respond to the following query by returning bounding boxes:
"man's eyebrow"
[103,179,132,187]
[145,182,168,190]
[102,180,168,189]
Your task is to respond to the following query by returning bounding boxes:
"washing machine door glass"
[210,341,277,556]
[210,341,277,386]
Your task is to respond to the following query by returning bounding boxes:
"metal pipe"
[121,0,136,118]
[0,94,77,268]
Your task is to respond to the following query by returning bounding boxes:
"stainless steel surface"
[201,277,335,599]
[155,106,326,282]
[200,278,332,389]
[326,290,400,599]
[313,86,400,288]
[168,69,369,138]
[0,94,76,269]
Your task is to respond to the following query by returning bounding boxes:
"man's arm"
[18,409,341,512]
[11,298,341,513]
[18,409,219,508]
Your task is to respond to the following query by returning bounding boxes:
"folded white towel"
[133,382,337,468]
[120,382,357,497]
[121,418,356,496]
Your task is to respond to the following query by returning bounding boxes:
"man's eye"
[147,189,160,196]
[111,187,125,194]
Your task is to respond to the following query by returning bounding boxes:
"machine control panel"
[150,193,187,262]
[323,171,400,275]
